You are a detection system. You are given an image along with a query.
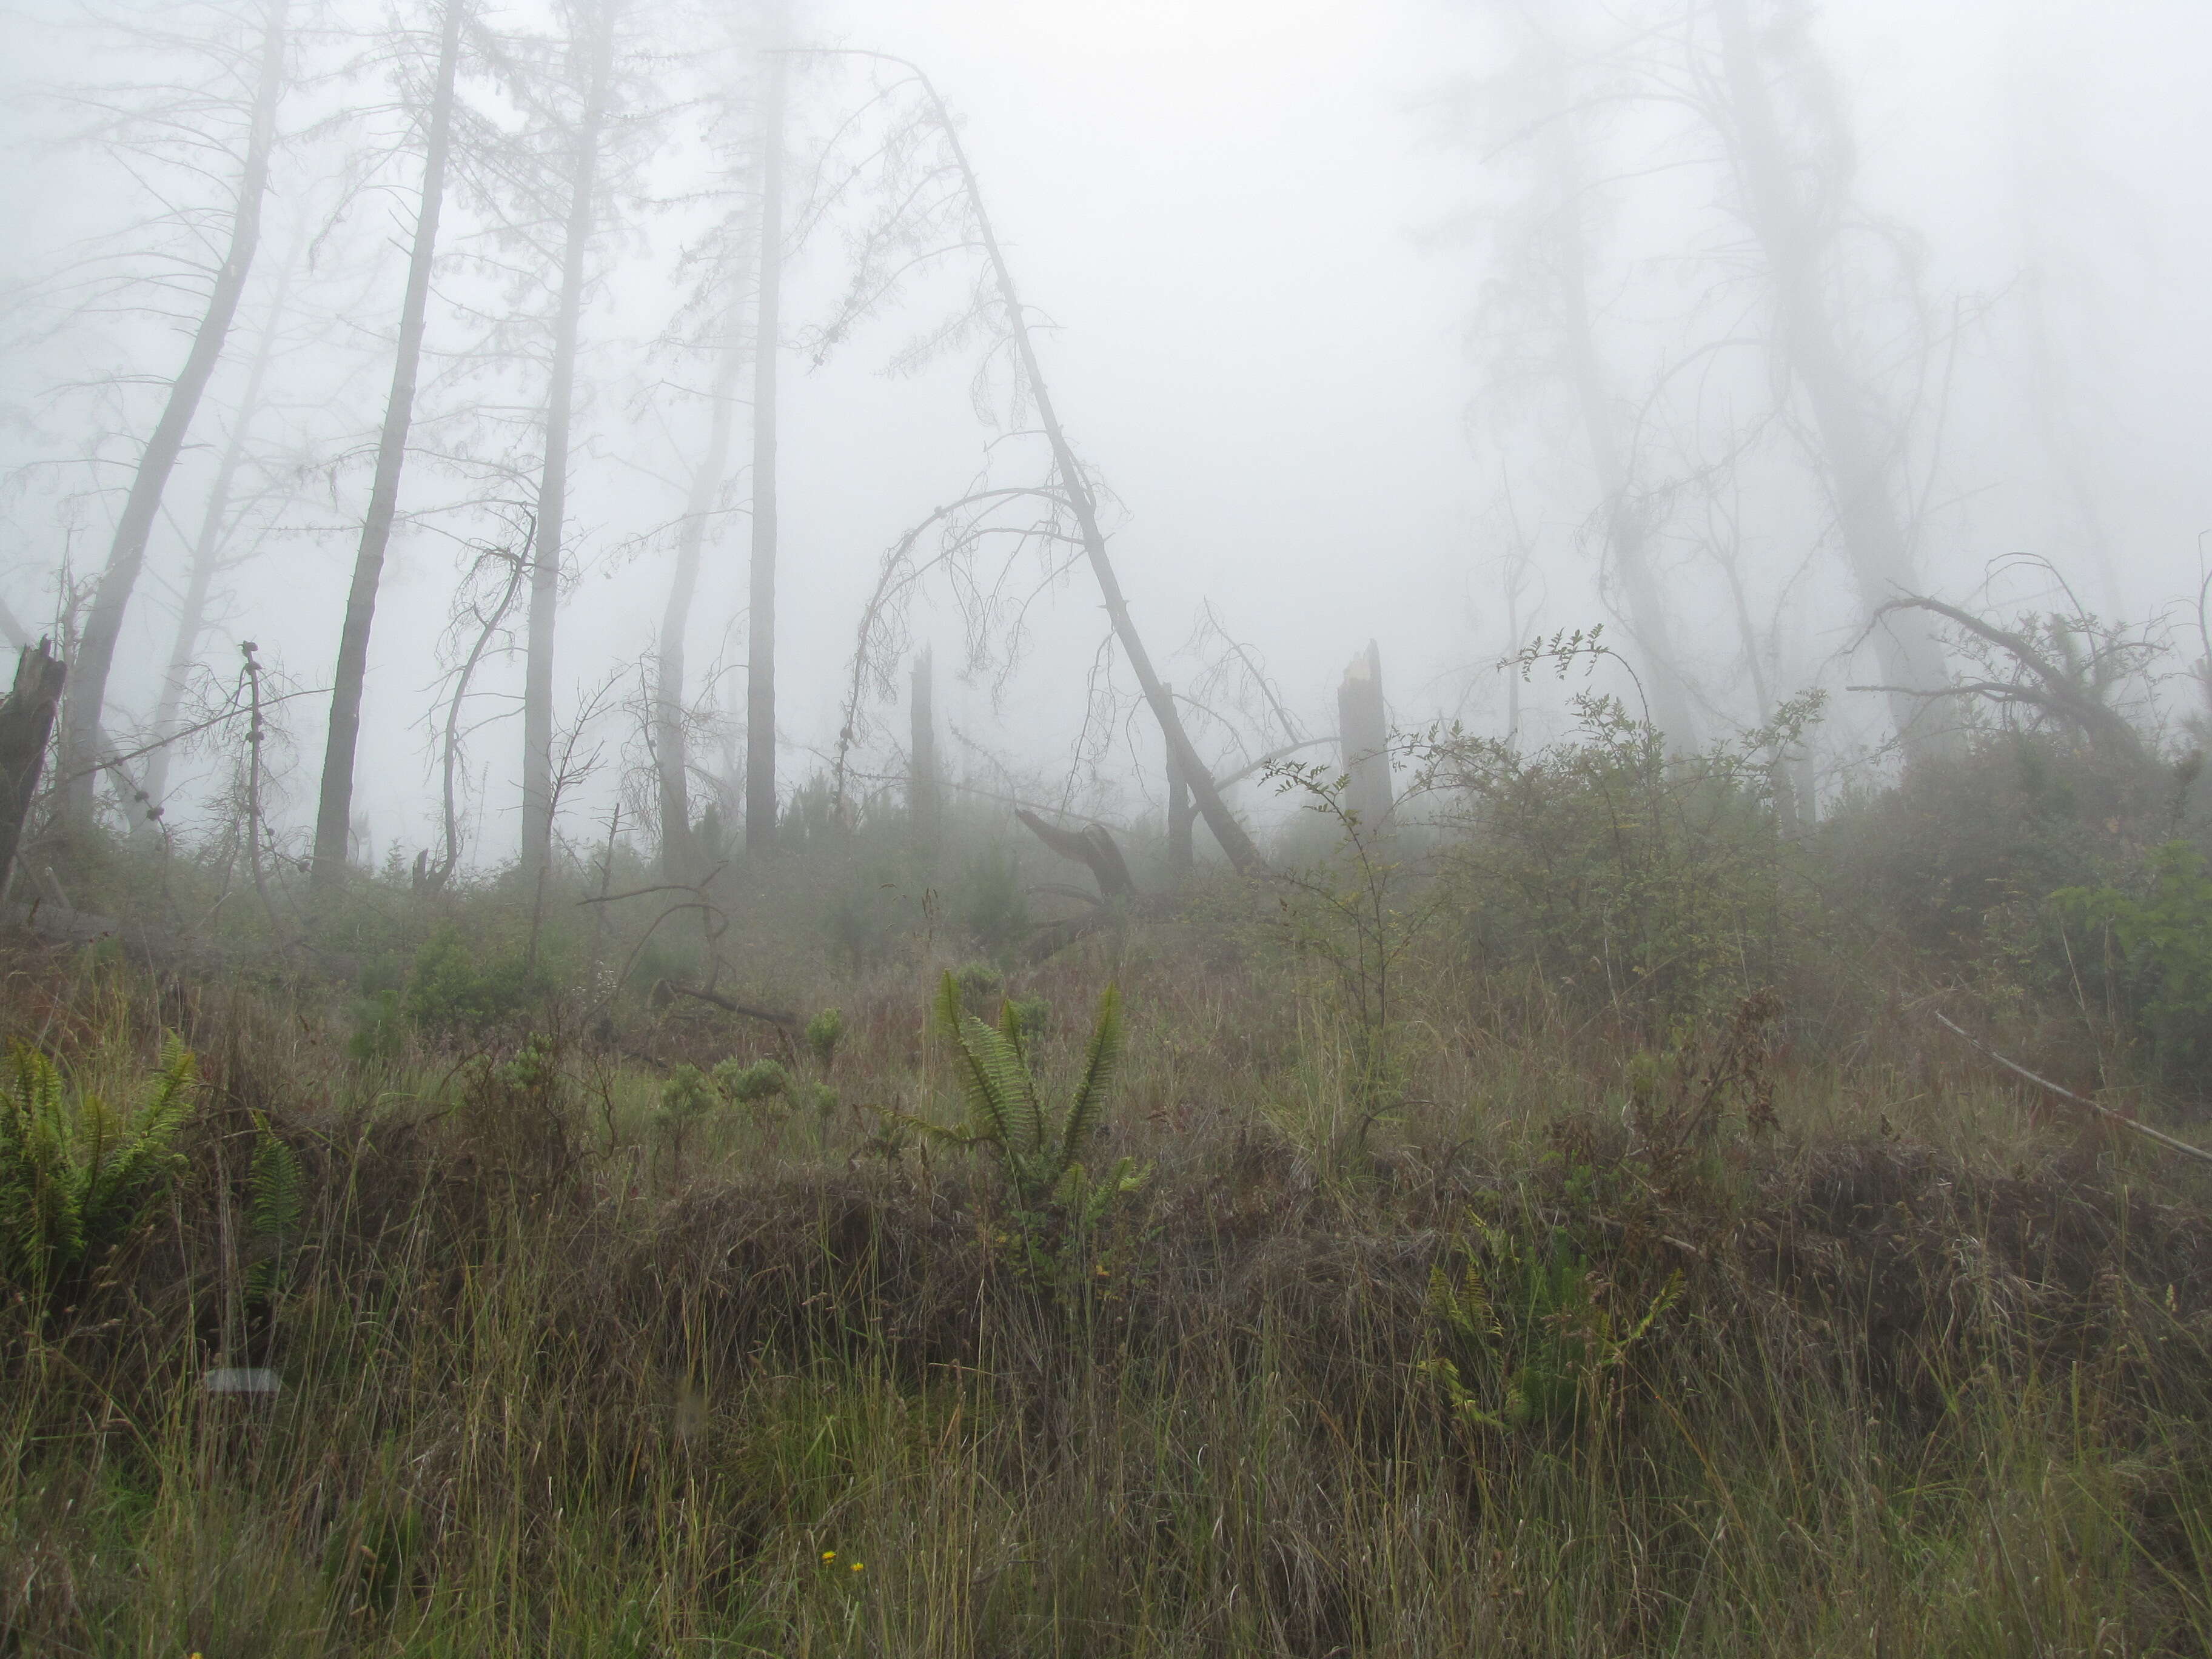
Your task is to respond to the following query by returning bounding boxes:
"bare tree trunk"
[744,44,786,853]
[59,0,289,827]
[1710,0,1948,756]
[142,240,300,831]
[901,61,1264,873]
[1162,681,1191,876]
[521,0,617,882]
[908,644,937,848]
[311,0,465,890]
[0,643,66,902]
[1336,640,1393,829]
[658,280,752,880]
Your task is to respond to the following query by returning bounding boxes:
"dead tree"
[0,643,66,902]
[60,0,291,827]
[655,262,752,882]
[745,39,787,851]
[1015,806,1136,902]
[520,0,622,883]
[312,0,468,890]
[140,232,303,831]
[1707,0,1949,756]
[799,49,1264,873]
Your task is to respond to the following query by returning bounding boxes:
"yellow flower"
[851,1561,865,1572]
[820,1550,836,1563]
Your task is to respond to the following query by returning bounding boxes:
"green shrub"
[956,843,1030,954]
[714,1057,790,1105]
[0,1036,198,1306]
[2053,839,2212,1078]
[1423,689,1820,1033]
[403,925,548,1036]
[805,1008,846,1069]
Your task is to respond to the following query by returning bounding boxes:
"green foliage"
[956,843,1030,954]
[1421,683,1823,1033]
[346,987,404,1064]
[1418,1216,1681,1435]
[1006,993,1050,1046]
[0,1036,198,1305]
[714,1057,791,1105]
[895,973,1145,1250]
[244,1113,304,1305]
[403,925,548,1036]
[659,1065,717,1125]
[953,960,1003,1010]
[2053,840,2212,1077]
[804,1007,846,1069]
[1266,757,1439,1117]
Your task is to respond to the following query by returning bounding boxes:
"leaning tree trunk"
[141,238,300,831]
[743,44,786,853]
[0,643,66,902]
[900,61,1264,873]
[310,0,466,890]
[1711,0,1948,756]
[655,290,749,880]
[520,0,617,882]
[59,0,289,828]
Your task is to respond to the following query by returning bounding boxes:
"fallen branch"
[1931,1011,2212,1168]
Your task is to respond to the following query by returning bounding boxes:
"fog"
[4,0,2210,877]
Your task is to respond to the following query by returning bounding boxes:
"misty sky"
[6,0,2212,862]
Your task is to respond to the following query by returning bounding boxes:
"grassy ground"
[4,869,2211,1658]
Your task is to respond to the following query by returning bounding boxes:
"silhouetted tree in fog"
[310,0,467,891]
[59,0,290,829]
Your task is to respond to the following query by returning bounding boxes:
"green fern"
[244,1113,304,1304]
[0,1035,198,1304]
[897,971,1144,1233]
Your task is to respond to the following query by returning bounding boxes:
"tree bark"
[1710,0,1948,756]
[744,44,786,853]
[310,0,465,889]
[520,0,617,881]
[59,0,289,827]
[0,643,66,901]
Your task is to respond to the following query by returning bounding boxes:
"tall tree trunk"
[59,0,289,827]
[1710,0,1948,755]
[894,58,1265,873]
[520,0,617,880]
[310,0,464,888]
[744,45,785,853]
[141,243,299,829]
[1543,104,1700,749]
[908,644,937,848]
[657,277,752,880]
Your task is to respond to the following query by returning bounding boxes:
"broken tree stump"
[0,641,65,902]
[1336,639,1393,831]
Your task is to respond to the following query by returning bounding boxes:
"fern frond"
[1061,984,1124,1155]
